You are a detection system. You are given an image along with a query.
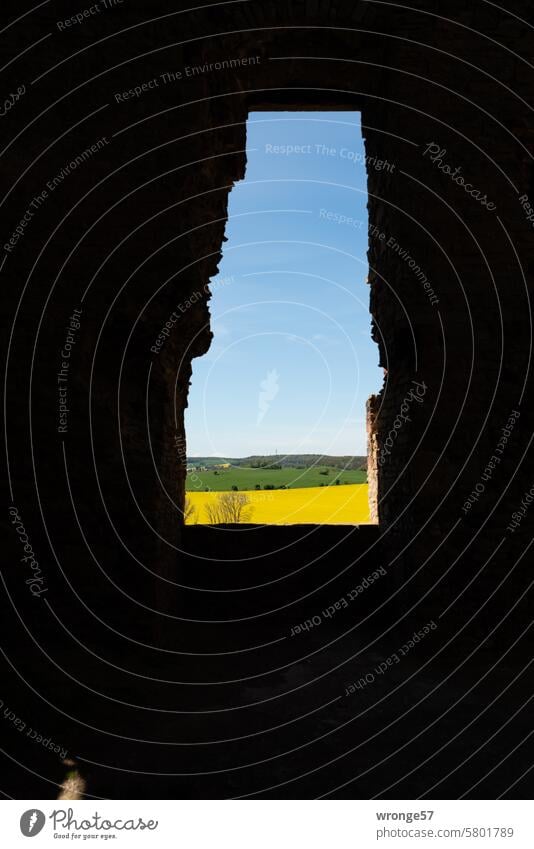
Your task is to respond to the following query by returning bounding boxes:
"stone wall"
[3,0,534,637]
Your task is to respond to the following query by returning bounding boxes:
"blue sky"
[185,111,381,457]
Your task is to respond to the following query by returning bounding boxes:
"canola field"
[187,483,372,525]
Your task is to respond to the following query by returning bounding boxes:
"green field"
[186,465,367,492]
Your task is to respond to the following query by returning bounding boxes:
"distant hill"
[188,454,367,470]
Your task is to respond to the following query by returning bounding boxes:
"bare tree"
[204,492,253,524]
[204,499,224,524]
[221,492,253,523]
[183,496,197,524]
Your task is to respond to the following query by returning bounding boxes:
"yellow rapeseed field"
[187,484,372,525]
